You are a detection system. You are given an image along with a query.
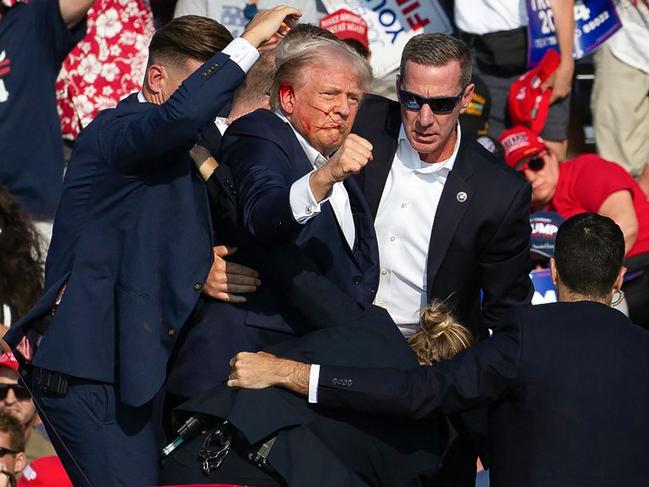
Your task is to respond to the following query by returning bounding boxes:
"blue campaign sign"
[526,0,621,68]
[530,268,557,305]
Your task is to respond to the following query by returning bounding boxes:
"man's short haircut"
[400,33,472,88]
[554,213,625,299]
[148,15,233,69]
[232,52,275,108]
[270,36,373,110]
[0,411,25,452]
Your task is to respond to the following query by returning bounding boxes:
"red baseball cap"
[18,456,73,487]
[0,351,19,372]
[319,9,369,50]
[499,125,548,169]
[508,49,561,134]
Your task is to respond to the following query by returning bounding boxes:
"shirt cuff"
[308,364,321,404]
[222,37,259,73]
[289,170,328,223]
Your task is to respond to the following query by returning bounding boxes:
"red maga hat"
[0,351,19,372]
[508,49,561,134]
[319,8,369,50]
[499,125,548,169]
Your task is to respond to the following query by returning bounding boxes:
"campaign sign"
[322,0,452,78]
[212,2,320,38]
[526,0,621,68]
[530,268,557,305]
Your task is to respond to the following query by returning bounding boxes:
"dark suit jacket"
[317,302,649,487]
[166,110,380,398]
[5,51,245,407]
[167,245,451,487]
[352,94,533,337]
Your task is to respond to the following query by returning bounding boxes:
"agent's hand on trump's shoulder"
[309,134,373,202]
[227,351,310,396]
[241,5,301,49]
[203,246,261,303]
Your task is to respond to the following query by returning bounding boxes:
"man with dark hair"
[5,7,299,486]
[229,213,649,487]
[0,411,26,487]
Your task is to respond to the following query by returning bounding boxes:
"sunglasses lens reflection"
[399,90,461,114]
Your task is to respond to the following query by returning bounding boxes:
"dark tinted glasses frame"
[398,86,467,114]
[0,446,19,457]
[0,383,31,401]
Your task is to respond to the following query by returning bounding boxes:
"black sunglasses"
[0,383,31,401]
[0,446,19,456]
[398,87,466,114]
[517,154,546,172]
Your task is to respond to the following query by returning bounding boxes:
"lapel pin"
[456,191,468,203]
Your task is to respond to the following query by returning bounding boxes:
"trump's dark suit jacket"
[166,110,380,398]
[317,302,649,487]
[352,94,533,337]
[5,51,245,407]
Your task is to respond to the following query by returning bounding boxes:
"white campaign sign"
[321,0,452,78]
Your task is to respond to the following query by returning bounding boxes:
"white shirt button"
[401,202,408,208]
[390,236,396,242]
[305,205,313,215]
[381,269,389,276]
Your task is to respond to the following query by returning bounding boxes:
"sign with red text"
[322,0,452,78]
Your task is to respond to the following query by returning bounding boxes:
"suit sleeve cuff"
[290,170,329,224]
[308,364,321,403]
[222,37,260,73]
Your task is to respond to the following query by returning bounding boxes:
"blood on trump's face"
[280,60,364,156]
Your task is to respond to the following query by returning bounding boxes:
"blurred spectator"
[0,0,94,247]
[56,0,155,141]
[455,0,575,160]
[0,411,25,487]
[592,0,649,197]
[17,456,72,487]
[0,353,55,464]
[459,74,491,138]
[0,185,43,329]
[500,125,649,328]
[319,8,370,59]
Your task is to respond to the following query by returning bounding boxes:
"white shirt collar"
[397,123,462,174]
[214,117,229,136]
[137,91,147,103]
[274,111,328,169]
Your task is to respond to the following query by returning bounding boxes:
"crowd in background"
[0,0,648,486]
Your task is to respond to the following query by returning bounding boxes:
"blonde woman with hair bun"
[408,301,474,365]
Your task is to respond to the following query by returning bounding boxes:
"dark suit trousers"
[32,377,162,487]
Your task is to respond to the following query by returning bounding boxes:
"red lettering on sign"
[407,13,430,31]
